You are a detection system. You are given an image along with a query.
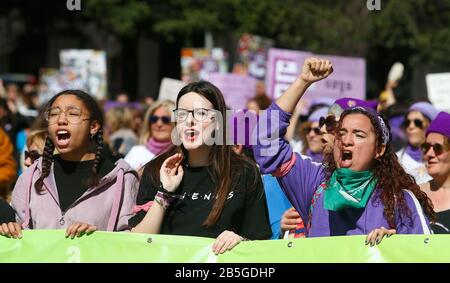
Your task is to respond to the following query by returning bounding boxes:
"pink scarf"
[145,137,173,155]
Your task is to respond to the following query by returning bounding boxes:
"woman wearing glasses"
[125,100,175,172]
[397,102,439,185]
[420,112,450,233]
[130,81,271,254]
[254,58,434,245]
[0,90,138,239]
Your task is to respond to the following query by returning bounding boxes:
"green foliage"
[81,0,450,68]
[83,0,151,36]
[83,0,450,75]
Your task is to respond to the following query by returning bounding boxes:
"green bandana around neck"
[323,168,377,211]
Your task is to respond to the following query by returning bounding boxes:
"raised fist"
[300,58,333,84]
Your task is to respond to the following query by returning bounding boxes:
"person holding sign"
[253,58,434,245]
[130,81,271,255]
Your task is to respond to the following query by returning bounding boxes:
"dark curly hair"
[322,107,435,229]
[35,90,104,193]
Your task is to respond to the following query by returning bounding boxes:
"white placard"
[158,78,185,102]
[426,73,450,113]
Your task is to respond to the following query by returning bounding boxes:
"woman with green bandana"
[253,57,435,246]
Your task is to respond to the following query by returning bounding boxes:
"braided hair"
[34,136,55,192]
[35,90,104,193]
[85,128,104,187]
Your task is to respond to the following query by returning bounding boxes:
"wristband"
[154,195,170,209]
[158,183,175,195]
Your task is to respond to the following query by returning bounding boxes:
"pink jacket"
[12,158,138,231]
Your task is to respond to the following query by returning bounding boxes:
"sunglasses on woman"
[319,115,337,133]
[421,142,447,156]
[25,150,42,162]
[149,115,172,124]
[402,119,424,129]
[304,127,322,135]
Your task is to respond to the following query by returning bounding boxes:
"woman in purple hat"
[253,58,435,244]
[397,102,439,185]
[420,111,450,233]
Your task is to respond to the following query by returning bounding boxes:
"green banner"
[0,230,449,263]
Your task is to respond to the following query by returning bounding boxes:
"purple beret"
[426,111,450,138]
[308,107,329,123]
[334,98,378,111]
[408,102,439,121]
[366,100,379,111]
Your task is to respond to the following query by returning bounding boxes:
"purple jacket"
[12,158,138,231]
[253,102,431,237]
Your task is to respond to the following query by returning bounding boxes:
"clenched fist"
[300,58,333,84]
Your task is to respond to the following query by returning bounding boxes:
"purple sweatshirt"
[12,158,138,231]
[253,102,431,237]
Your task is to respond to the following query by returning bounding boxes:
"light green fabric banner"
[0,230,449,263]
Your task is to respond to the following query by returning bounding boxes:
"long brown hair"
[323,107,435,228]
[145,81,259,227]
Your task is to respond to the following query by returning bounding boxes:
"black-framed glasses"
[319,115,337,133]
[402,119,424,129]
[421,142,447,156]
[173,108,216,123]
[25,150,41,162]
[149,115,172,124]
[304,127,322,135]
[45,106,90,125]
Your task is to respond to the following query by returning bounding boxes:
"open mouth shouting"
[183,128,200,142]
[55,129,71,148]
[340,149,353,168]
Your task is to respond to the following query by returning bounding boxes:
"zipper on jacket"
[57,185,100,226]
[59,214,65,226]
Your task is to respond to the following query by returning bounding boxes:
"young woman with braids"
[129,81,271,255]
[0,90,138,239]
[253,58,435,246]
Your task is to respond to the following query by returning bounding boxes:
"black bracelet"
[158,183,174,195]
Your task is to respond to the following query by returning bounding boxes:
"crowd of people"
[0,57,449,255]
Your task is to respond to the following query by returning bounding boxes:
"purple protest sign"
[266,48,366,111]
[265,48,312,100]
[206,73,257,110]
[308,54,366,102]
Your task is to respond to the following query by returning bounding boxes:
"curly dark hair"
[322,107,435,229]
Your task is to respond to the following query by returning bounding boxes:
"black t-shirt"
[0,198,15,224]
[431,209,450,234]
[128,162,272,240]
[53,155,116,212]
